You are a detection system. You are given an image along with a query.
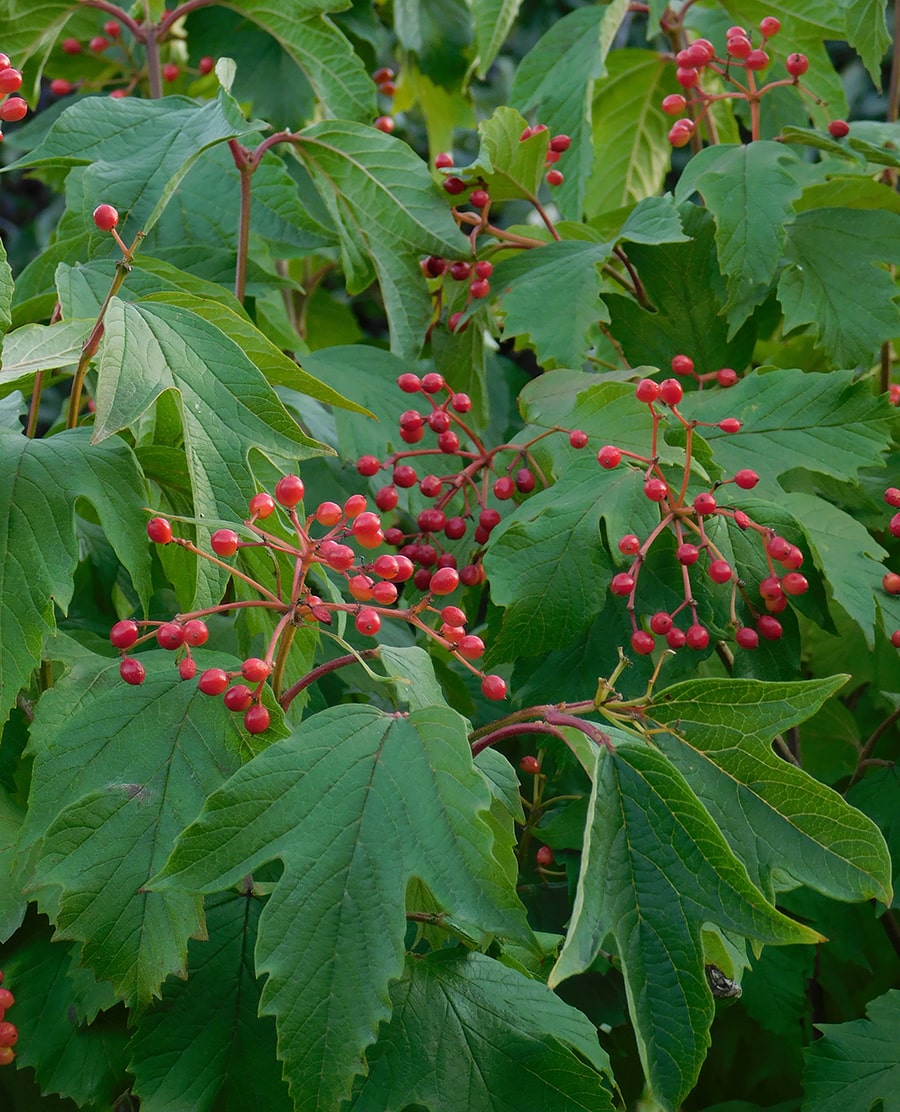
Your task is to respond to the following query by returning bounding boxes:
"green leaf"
[550,741,821,1111]
[0,319,91,397]
[377,644,449,711]
[778,207,900,367]
[1,926,129,1107]
[152,703,534,1111]
[674,143,806,334]
[843,0,891,88]
[6,91,251,234]
[351,950,618,1111]
[647,676,893,905]
[471,0,523,80]
[686,369,894,487]
[802,989,900,1110]
[129,890,292,1112]
[491,239,613,368]
[292,122,468,358]
[584,49,677,219]
[848,767,900,912]
[460,105,553,202]
[0,428,151,727]
[0,235,12,339]
[224,0,375,121]
[93,298,322,607]
[17,647,282,1008]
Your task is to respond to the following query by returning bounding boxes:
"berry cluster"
[600,369,809,655]
[0,970,17,1067]
[51,17,214,99]
[372,65,397,133]
[665,352,741,389]
[881,486,900,647]
[355,370,588,587]
[662,19,849,146]
[0,51,27,139]
[112,468,514,719]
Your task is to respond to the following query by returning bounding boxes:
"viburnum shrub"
[0,3,898,1110]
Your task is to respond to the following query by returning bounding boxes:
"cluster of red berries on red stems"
[661,18,849,147]
[112,460,515,718]
[0,970,17,1067]
[600,362,810,656]
[881,485,900,647]
[0,51,27,139]
[355,370,588,589]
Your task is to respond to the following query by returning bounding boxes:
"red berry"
[156,622,184,650]
[89,36,109,53]
[535,845,554,867]
[891,513,900,538]
[718,418,741,433]
[375,486,399,512]
[610,572,635,596]
[546,169,564,186]
[549,134,571,152]
[650,612,673,635]
[357,454,381,477]
[766,594,788,614]
[199,668,229,695]
[676,67,699,89]
[883,572,900,595]
[631,630,655,655]
[782,546,804,570]
[315,501,342,525]
[393,555,415,581]
[103,18,121,36]
[421,372,445,394]
[672,354,695,376]
[760,575,784,600]
[734,469,759,489]
[892,630,900,648]
[430,567,460,595]
[520,755,541,774]
[0,1022,18,1047]
[393,465,417,488]
[686,624,710,650]
[0,96,28,118]
[708,559,732,584]
[62,37,82,54]
[224,684,254,712]
[182,619,209,646]
[445,516,467,540]
[726,36,752,59]
[241,657,270,682]
[199,56,215,75]
[275,474,305,506]
[372,580,398,604]
[146,516,172,543]
[568,429,588,449]
[244,704,270,734]
[736,626,759,650]
[344,493,367,518]
[110,619,140,648]
[434,151,453,168]
[119,658,146,685]
[211,529,240,557]
[494,476,514,500]
[668,120,694,148]
[745,49,770,71]
[437,431,460,452]
[828,119,850,138]
[457,634,485,659]
[786,52,809,76]
[481,674,507,700]
[248,491,275,518]
[93,203,119,232]
[644,477,669,502]
[662,93,687,115]
[470,189,490,208]
[349,574,374,602]
[717,367,738,387]
[355,608,381,636]
[677,543,700,565]
[451,392,472,413]
[515,468,535,493]
[597,445,621,469]
[781,571,809,595]
[693,492,717,515]
[470,277,490,298]
[460,563,485,586]
[885,488,900,508]
[178,657,197,680]
[759,16,781,36]
[686,40,714,66]
[766,535,792,561]
[479,509,501,532]
[397,372,421,393]
[636,378,660,403]
[443,176,467,195]
[49,78,73,96]
[0,68,22,94]
[618,534,640,555]
[374,115,395,133]
[0,989,14,1011]
[666,627,687,649]
[757,615,783,640]
[162,63,180,82]
[0,1046,14,1066]
[658,378,683,406]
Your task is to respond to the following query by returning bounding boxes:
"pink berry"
[734,469,759,489]
[676,67,699,89]
[597,445,621,469]
[182,619,209,646]
[147,517,173,544]
[717,367,738,387]
[718,418,742,433]
[275,474,305,506]
[120,658,146,685]
[631,630,655,655]
[677,542,700,565]
[244,704,270,734]
[662,93,687,115]
[93,204,119,231]
[672,354,695,376]
[644,477,669,502]
[110,619,140,648]
[211,529,240,557]
[686,624,710,650]
[481,674,507,700]
[708,559,732,584]
[178,658,197,680]
[782,572,809,595]
[736,627,759,650]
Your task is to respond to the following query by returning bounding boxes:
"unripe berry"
[481,674,507,700]
[211,529,240,557]
[244,704,270,734]
[119,658,146,685]
[199,668,229,695]
[249,491,275,518]
[736,626,759,649]
[661,93,688,115]
[93,203,119,231]
[224,684,254,712]
[610,572,635,596]
[147,516,173,544]
[734,469,759,489]
[757,615,783,640]
[686,624,710,650]
[785,52,809,76]
[520,755,541,774]
[631,630,655,655]
[275,474,305,506]
[597,445,621,469]
[677,542,700,565]
[110,619,140,648]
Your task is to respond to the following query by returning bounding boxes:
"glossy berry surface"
[147,516,173,544]
[198,668,229,695]
[244,704,271,734]
[211,529,240,557]
[535,845,554,867]
[481,674,508,700]
[110,619,140,648]
[93,203,119,231]
[520,755,541,775]
[275,474,305,506]
[119,658,146,685]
